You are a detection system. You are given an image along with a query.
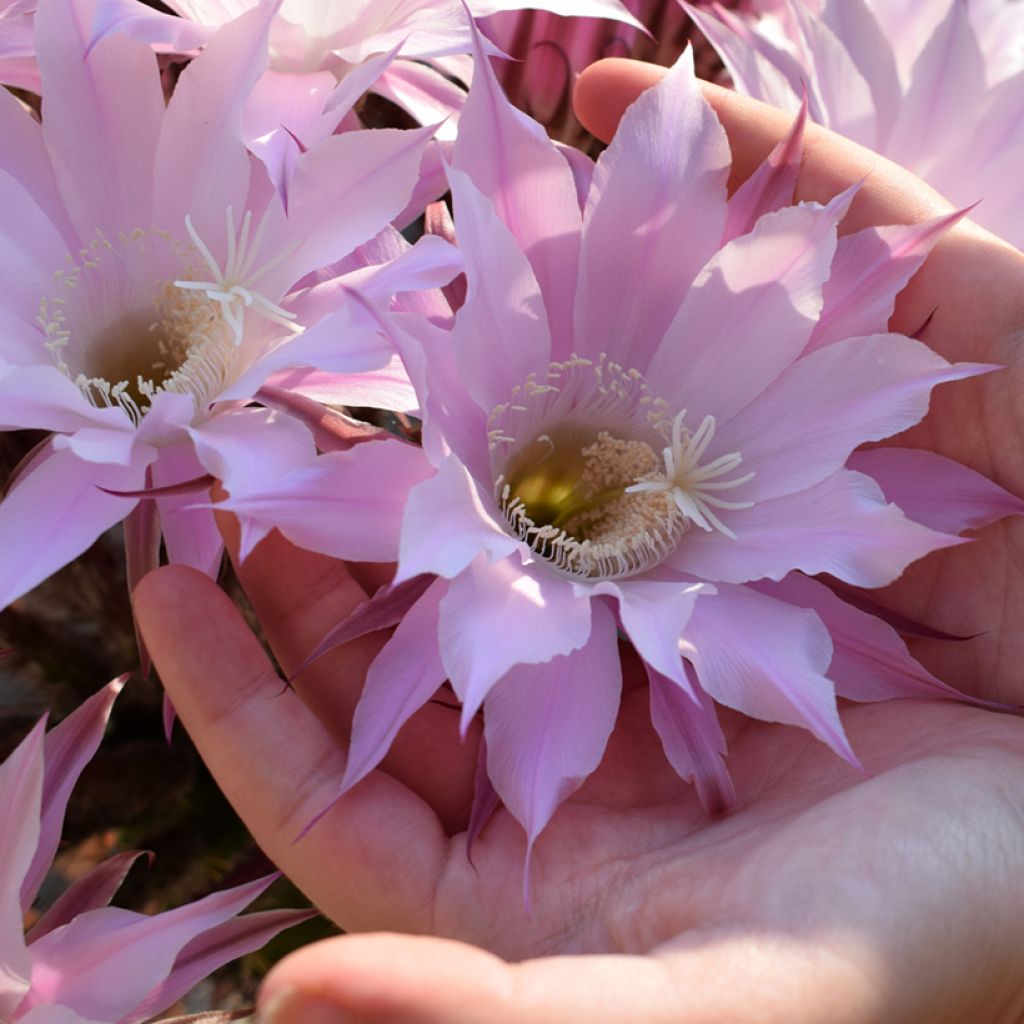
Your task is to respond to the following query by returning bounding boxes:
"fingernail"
[259,987,355,1024]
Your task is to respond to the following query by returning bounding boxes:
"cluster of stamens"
[490,355,754,579]
[38,209,304,425]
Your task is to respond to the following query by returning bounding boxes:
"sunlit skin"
[133,60,1024,1023]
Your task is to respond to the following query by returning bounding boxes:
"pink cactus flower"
[0,0,457,613]
[0,678,312,1022]
[686,0,1024,247]
[216,30,1022,882]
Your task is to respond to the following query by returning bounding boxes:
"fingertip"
[574,58,666,142]
[132,563,222,629]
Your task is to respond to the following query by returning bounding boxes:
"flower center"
[489,356,754,579]
[39,209,302,425]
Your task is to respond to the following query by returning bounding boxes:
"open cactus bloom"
[0,678,312,1023]
[214,33,1024,888]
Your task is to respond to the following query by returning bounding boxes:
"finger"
[256,932,873,1024]
[574,58,951,231]
[133,564,448,932]
[215,498,480,831]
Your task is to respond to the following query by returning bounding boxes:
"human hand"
[131,60,1024,1024]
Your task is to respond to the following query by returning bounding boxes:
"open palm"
[134,65,1024,1024]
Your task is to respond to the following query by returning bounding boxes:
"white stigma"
[626,410,754,540]
[174,206,303,346]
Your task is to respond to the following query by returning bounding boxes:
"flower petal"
[647,664,735,815]
[682,584,858,766]
[671,468,963,587]
[714,334,993,503]
[574,48,730,371]
[484,600,620,877]
[440,553,593,731]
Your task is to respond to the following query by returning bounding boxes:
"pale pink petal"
[648,194,851,424]
[375,59,468,139]
[440,554,593,730]
[0,54,69,244]
[452,16,581,353]
[672,468,963,587]
[0,447,147,610]
[0,170,73,327]
[484,600,620,879]
[0,362,136,434]
[123,907,315,1024]
[574,48,730,370]
[22,875,275,1020]
[255,124,437,299]
[448,165,552,414]
[808,210,965,352]
[189,406,315,498]
[89,0,214,54]
[151,441,223,577]
[682,584,859,766]
[36,0,164,240]
[714,334,993,503]
[340,579,447,792]
[754,573,986,705]
[265,360,418,415]
[786,2,876,146]
[722,100,806,244]
[647,664,735,815]
[22,678,126,913]
[888,0,987,178]
[153,4,273,250]
[471,0,643,26]
[27,851,150,943]
[219,439,433,563]
[585,578,707,691]
[819,0,901,147]
[0,720,44,1017]
[397,455,520,583]
[681,2,804,113]
[848,447,1024,534]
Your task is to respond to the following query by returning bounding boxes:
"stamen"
[174,207,303,347]
[626,411,754,541]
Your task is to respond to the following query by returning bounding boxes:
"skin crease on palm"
[130,59,1024,1024]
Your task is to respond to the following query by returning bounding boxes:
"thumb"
[255,931,865,1024]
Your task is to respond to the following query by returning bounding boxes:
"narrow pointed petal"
[264,359,419,416]
[0,720,44,1017]
[440,554,592,730]
[89,0,215,54]
[22,875,276,1020]
[484,601,620,862]
[398,454,521,583]
[848,447,1024,534]
[808,210,966,352]
[27,850,150,943]
[467,736,500,858]
[0,447,146,611]
[154,3,273,250]
[672,468,964,588]
[36,0,164,240]
[123,907,316,1024]
[256,124,437,299]
[647,664,736,815]
[453,15,581,352]
[647,196,850,424]
[714,334,994,503]
[574,48,730,370]
[722,100,806,243]
[448,165,552,414]
[585,579,707,691]
[682,584,859,767]
[341,579,447,792]
[755,573,992,706]
[374,59,468,137]
[22,678,126,912]
[219,439,433,563]
[888,0,987,177]
[151,442,223,577]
